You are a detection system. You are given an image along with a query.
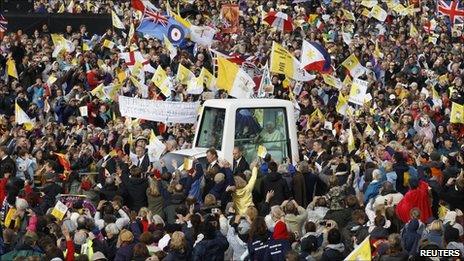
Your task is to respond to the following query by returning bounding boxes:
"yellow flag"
[15,102,34,130]
[282,77,292,89]
[451,102,464,124]
[361,8,371,17]
[410,24,419,38]
[127,22,135,46]
[216,57,239,91]
[347,127,356,153]
[342,9,355,20]
[322,74,341,89]
[269,41,314,81]
[364,124,376,137]
[370,5,388,22]
[82,42,90,51]
[183,158,193,170]
[163,35,177,60]
[112,10,125,29]
[128,133,133,145]
[171,11,192,28]
[177,64,195,85]
[336,94,348,115]
[345,236,371,260]
[343,75,352,86]
[199,68,216,90]
[91,83,105,99]
[51,34,66,46]
[257,145,268,158]
[152,65,167,86]
[58,3,65,13]
[374,40,383,59]
[6,58,18,79]
[103,39,115,49]
[116,68,127,83]
[341,54,365,78]
[309,108,325,123]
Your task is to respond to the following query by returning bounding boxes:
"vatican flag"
[370,5,388,22]
[270,42,315,81]
[15,102,34,130]
[6,58,18,79]
[341,54,366,78]
[112,10,125,29]
[344,236,371,261]
[347,127,356,153]
[216,57,255,98]
[450,102,464,124]
[177,63,195,85]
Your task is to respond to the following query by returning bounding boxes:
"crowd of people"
[0,0,463,260]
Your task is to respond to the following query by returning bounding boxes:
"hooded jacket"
[320,243,346,261]
[120,176,148,212]
[191,230,229,261]
[401,219,422,255]
[260,171,290,206]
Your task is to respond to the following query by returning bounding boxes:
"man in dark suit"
[310,140,330,196]
[134,145,150,173]
[0,146,16,178]
[232,146,249,175]
[97,144,116,185]
[203,148,220,198]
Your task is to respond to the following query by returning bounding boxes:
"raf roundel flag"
[137,10,189,46]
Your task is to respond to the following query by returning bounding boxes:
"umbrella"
[264,11,294,32]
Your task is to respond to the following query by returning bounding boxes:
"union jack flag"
[144,9,168,27]
[437,0,464,24]
[0,14,7,33]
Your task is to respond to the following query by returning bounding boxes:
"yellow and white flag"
[112,10,125,29]
[349,79,369,106]
[370,5,388,22]
[151,65,172,97]
[127,22,135,46]
[364,124,376,137]
[342,9,356,20]
[217,57,255,98]
[361,0,377,8]
[347,127,356,153]
[270,42,315,82]
[152,65,167,87]
[91,83,106,100]
[103,39,115,49]
[147,130,166,162]
[410,24,419,38]
[177,64,195,85]
[344,236,371,261]
[199,67,216,90]
[163,36,177,60]
[341,54,366,78]
[322,74,342,89]
[336,94,349,116]
[67,0,75,13]
[6,58,18,79]
[15,102,34,130]
[257,145,268,158]
[450,102,464,124]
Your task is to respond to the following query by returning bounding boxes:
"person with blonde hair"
[164,231,189,261]
[230,164,258,215]
[146,176,164,219]
[421,220,444,248]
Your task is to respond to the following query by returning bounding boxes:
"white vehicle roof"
[203,98,294,109]
[169,147,208,158]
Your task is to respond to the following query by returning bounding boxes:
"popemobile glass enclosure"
[194,99,299,165]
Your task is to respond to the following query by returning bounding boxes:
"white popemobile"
[160,98,298,172]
